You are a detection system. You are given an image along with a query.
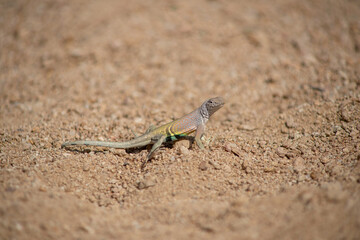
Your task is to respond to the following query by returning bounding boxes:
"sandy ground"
[1,0,360,239]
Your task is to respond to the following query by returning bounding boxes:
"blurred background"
[1,0,359,239]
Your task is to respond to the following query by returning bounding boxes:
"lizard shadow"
[63,142,177,155]
[123,141,177,154]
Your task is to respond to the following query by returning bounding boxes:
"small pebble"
[285,117,296,128]
[224,143,235,152]
[83,164,90,172]
[330,165,343,176]
[339,106,351,122]
[320,156,331,164]
[298,191,313,204]
[209,160,220,170]
[264,166,275,173]
[15,222,23,231]
[31,127,41,133]
[223,164,232,173]
[297,174,307,182]
[293,157,305,173]
[179,146,190,155]
[199,161,208,171]
[276,147,287,158]
[69,48,83,58]
[224,143,241,156]
[136,179,155,190]
[310,171,321,181]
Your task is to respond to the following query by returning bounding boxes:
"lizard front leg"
[195,124,205,149]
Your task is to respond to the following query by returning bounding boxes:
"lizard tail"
[61,138,151,149]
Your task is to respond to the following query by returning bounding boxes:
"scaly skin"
[62,97,225,167]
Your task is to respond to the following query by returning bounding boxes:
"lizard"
[61,97,225,167]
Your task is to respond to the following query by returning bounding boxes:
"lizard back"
[151,109,201,141]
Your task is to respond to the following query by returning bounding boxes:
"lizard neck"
[199,103,210,121]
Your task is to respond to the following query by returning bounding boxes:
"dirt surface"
[1,0,360,239]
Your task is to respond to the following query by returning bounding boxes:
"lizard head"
[200,97,225,118]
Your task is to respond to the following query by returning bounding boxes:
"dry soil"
[1,0,360,239]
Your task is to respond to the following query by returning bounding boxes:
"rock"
[136,182,147,190]
[31,127,41,133]
[320,156,331,164]
[285,152,295,158]
[257,140,267,148]
[15,222,23,231]
[310,171,321,181]
[332,125,342,134]
[264,166,276,173]
[297,174,307,182]
[342,147,350,154]
[303,54,318,65]
[298,190,313,205]
[224,143,233,152]
[69,129,76,138]
[285,117,296,128]
[199,161,208,171]
[242,158,249,170]
[69,48,84,59]
[223,164,232,173]
[108,41,122,51]
[339,103,352,122]
[78,224,95,234]
[293,157,305,173]
[136,178,155,190]
[83,163,90,172]
[280,125,288,134]
[209,160,221,170]
[350,129,359,140]
[230,147,242,157]
[40,54,57,69]
[134,117,143,124]
[224,143,242,157]
[179,146,190,155]
[330,165,343,177]
[39,186,47,192]
[276,147,287,158]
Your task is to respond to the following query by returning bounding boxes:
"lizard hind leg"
[145,125,156,134]
[130,124,155,139]
[130,125,155,139]
[141,135,166,169]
